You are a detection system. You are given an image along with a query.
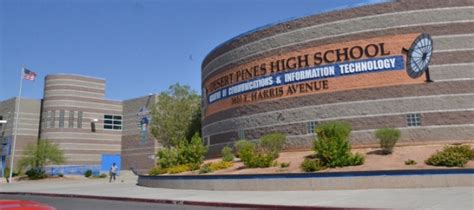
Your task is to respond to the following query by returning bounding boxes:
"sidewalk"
[0,175,472,209]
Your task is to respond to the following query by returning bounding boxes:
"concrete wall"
[138,169,474,191]
[201,0,474,155]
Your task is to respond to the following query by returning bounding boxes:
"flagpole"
[8,67,24,183]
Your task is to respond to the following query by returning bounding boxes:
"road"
[0,194,240,210]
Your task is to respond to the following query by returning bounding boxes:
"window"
[238,129,245,140]
[407,113,421,127]
[41,111,47,128]
[68,111,74,128]
[307,121,318,134]
[204,136,210,146]
[45,111,51,128]
[50,110,56,128]
[104,115,122,130]
[59,110,65,128]
[77,111,83,128]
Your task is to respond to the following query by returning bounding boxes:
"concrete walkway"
[0,175,473,209]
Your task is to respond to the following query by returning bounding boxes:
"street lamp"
[91,119,99,132]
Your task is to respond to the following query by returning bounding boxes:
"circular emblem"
[406,33,433,79]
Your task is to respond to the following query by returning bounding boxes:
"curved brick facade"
[41,74,122,165]
[202,0,474,155]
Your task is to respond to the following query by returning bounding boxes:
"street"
[0,194,240,210]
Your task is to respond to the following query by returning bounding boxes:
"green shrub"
[235,141,273,168]
[259,133,286,159]
[156,134,208,169]
[209,161,233,171]
[176,134,208,166]
[58,173,64,177]
[221,146,234,162]
[280,162,290,168]
[156,147,179,169]
[405,159,417,165]
[348,153,365,166]
[199,163,212,174]
[442,145,474,160]
[98,173,107,178]
[235,140,256,163]
[19,140,65,174]
[25,168,47,180]
[234,133,287,169]
[149,167,168,176]
[313,121,364,167]
[167,164,192,174]
[199,161,233,174]
[301,159,324,172]
[246,154,275,168]
[425,145,473,167]
[235,139,255,159]
[375,128,401,154]
[84,169,92,178]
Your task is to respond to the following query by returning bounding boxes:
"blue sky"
[0,0,385,101]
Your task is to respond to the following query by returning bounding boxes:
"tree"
[19,140,65,171]
[150,83,201,147]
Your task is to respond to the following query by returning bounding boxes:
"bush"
[235,139,255,159]
[199,164,212,174]
[58,173,64,177]
[313,122,364,167]
[25,168,47,180]
[375,128,401,154]
[234,140,274,168]
[209,161,233,171]
[425,145,473,167]
[442,145,474,160]
[149,167,168,176]
[348,153,365,166]
[234,133,286,169]
[280,162,290,168]
[235,140,256,163]
[98,173,107,178]
[84,169,92,178]
[221,146,234,162]
[167,164,192,174]
[176,134,208,166]
[405,159,417,165]
[19,140,65,173]
[156,147,179,169]
[199,161,233,174]
[156,133,208,169]
[247,154,275,168]
[259,133,286,159]
[301,159,324,172]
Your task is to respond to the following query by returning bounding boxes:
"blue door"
[101,154,121,176]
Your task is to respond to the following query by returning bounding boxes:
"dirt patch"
[198,143,474,175]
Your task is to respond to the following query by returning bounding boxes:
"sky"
[0,0,386,101]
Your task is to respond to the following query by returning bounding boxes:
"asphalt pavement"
[0,194,239,210]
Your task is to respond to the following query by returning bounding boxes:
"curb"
[0,192,383,210]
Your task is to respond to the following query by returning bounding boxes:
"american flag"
[23,68,37,81]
